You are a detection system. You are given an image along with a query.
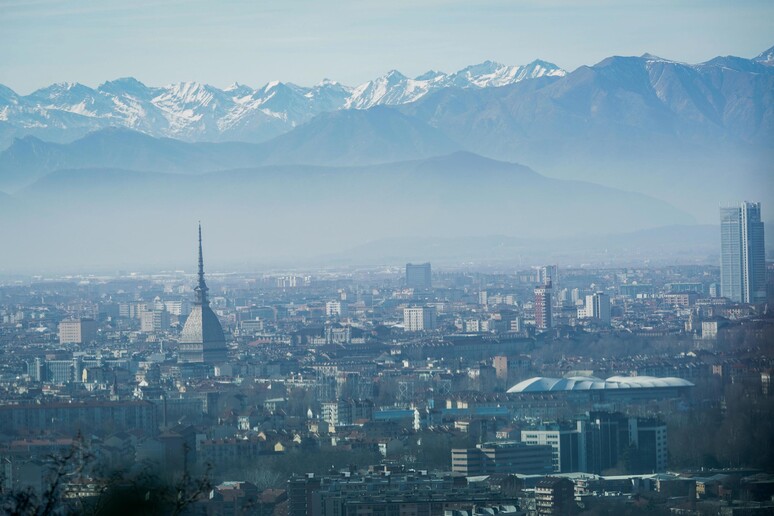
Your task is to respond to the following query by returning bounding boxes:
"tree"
[1,438,213,516]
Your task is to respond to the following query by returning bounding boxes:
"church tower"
[178,224,228,364]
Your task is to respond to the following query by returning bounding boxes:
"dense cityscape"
[0,202,771,515]
[2,1,773,514]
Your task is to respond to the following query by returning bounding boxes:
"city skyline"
[0,3,772,512]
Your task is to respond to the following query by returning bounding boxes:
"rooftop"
[507,375,694,393]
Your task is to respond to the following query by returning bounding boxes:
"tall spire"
[195,222,209,305]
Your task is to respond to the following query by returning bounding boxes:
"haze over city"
[0,2,772,515]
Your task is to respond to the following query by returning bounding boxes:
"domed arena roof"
[506,375,693,393]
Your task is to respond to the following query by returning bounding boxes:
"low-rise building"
[452,441,553,475]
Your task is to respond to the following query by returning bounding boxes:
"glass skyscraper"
[720,202,766,304]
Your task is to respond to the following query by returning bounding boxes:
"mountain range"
[0,46,772,270]
[1,47,771,216]
[0,60,564,149]
[399,49,774,216]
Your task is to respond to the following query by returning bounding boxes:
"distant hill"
[1,152,694,271]
[256,106,460,166]
[0,128,266,191]
[0,108,458,190]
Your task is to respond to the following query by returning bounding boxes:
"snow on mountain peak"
[415,70,445,81]
[384,70,407,80]
[753,45,774,64]
[166,81,207,97]
[225,81,244,91]
[0,58,567,144]
[639,53,681,65]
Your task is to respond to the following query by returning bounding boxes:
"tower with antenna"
[178,223,228,365]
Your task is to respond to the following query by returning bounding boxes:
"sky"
[1,0,773,94]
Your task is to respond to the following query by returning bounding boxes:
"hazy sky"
[1,0,773,93]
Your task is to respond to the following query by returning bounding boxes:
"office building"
[405,263,431,289]
[403,306,437,332]
[578,292,610,324]
[534,282,553,331]
[163,300,191,317]
[59,318,97,344]
[451,441,553,475]
[28,357,44,382]
[538,265,558,287]
[629,417,668,473]
[140,309,170,333]
[119,302,147,319]
[321,398,373,426]
[46,359,77,384]
[178,225,228,364]
[585,411,667,474]
[522,422,587,473]
[720,202,766,303]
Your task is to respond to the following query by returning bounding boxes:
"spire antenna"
[195,222,209,305]
[198,222,204,278]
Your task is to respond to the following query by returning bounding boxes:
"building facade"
[720,202,766,304]
[522,422,587,473]
[58,318,97,344]
[578,292,610,324]
[538,265,558,287]
[403,306,437,332]
[586,411,667,474]
[534,283,553,331]
[406,263,432,289]
[535,477,576,516]
[141,309,170,333]
[451,441,553,475]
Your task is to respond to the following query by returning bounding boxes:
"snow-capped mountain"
[0,60,565,148]
[345,60,564,109]
[753,45,774,65]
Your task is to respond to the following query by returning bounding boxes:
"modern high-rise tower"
[178,224,229,364]
[720,202,766,304]
[534,282,553,331]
